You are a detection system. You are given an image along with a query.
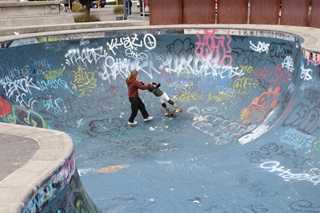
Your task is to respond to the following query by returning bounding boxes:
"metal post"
[142,0,145,17]
[123,0,127,20]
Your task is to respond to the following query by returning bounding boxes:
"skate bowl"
[0,24,320,212]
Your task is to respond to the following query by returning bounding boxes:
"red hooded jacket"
[126,78,152,98]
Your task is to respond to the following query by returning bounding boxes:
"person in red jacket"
[126,70,153,125]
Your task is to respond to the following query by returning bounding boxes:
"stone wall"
[0,1,74,27]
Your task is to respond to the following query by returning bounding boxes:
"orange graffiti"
[92,164,129,173]
[253,65,292,85]
[241,86,280,124]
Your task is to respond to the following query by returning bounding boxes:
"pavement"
[87,3,149,22]
[0,123,74,212]
[0,133,38,181]
[0,3,149,37]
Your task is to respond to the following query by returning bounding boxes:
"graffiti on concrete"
[0,27,319,212]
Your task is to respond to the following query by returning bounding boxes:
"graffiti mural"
[0,27,320,212]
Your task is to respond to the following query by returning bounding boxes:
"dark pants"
[126,0,132,15]
[128,97,149,122]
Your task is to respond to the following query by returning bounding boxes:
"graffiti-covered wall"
[1,27,320,212]
[23,154,101,213]
[0,29,303,144]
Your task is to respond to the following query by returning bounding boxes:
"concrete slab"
[0,134,38,181]
[0,123,74,212]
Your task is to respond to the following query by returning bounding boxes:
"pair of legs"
[159,92,178,112]
[128,97,150,123]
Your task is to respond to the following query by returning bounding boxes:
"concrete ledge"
[0,1,67,27]
[0,15,75,27]
[0,123,74,212]
[116,15,124,20]
[1,24,319,53]
[0,1,62,17]
[0,1,62,7]
[0,20,149,36]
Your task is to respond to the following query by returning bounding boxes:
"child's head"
[148,86,154,92]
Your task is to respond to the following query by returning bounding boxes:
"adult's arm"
[136,81,152,90]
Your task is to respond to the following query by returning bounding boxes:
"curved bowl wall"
[0,26,320,212]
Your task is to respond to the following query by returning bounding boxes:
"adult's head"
[126,70,138,84]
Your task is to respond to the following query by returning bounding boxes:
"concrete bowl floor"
[1,27,320,212]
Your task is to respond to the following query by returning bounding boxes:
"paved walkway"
[0,3,149,38]
[87,4,149,22]
[0,123,74,212]
[0,133,38,182]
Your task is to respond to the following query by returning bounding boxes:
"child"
[148,82,182,115]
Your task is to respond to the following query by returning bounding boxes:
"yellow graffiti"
[38,36,62,43]
[178,68,193,75]
[239,65,253,73]
[314,140,320,152]
[175,90,203,103]
[44,69,63,81]
[209,91,237,102]
[1,113,15,123]
[47,36,61,42]
[68,66,98,97]
[207,93,215,101]
[233,77,259,95]
[92,164,129,173]
[240,108,249,120]
[37,37,46,43]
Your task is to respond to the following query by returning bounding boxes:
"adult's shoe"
[128,121,138,125]
[143,117,153,122]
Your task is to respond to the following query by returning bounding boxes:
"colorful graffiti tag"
[0,27,319,212]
